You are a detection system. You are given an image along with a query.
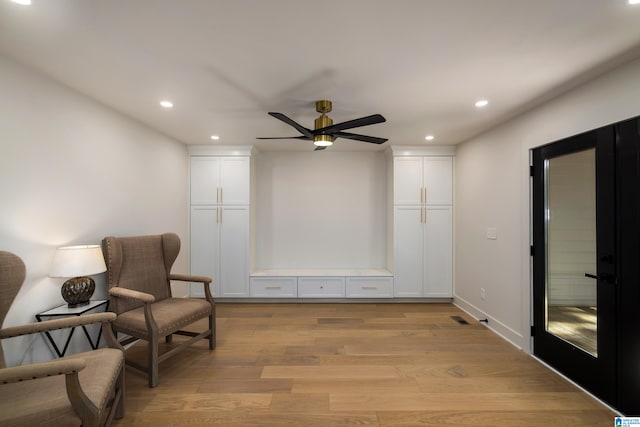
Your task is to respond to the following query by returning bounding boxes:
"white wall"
[0,55,189,366]
[454,56,640,351]
[254,151,387,270]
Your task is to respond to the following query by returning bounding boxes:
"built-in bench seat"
[249,269,394,299]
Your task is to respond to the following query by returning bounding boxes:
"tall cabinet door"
[424,206,453,297]
[190,206,220,297]
[423,157,453,205]
[220,157,250,205]
[393,206,423,297]
[393,157,423,205]
[190,157,221,205]
[219,206,249,297]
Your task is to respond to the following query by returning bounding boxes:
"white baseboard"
[453,295,527,352]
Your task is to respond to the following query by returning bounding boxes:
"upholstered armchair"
[0,250,125,427]
[101,232,215,388]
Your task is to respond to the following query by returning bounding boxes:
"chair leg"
[209,312,216,350]
[149,335,159,388]
[115,363,125,419]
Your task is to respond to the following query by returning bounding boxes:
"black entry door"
[532,126,617,404]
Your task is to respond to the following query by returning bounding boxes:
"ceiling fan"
[257,100,388,150]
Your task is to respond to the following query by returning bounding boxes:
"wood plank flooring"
[112,303,617,426]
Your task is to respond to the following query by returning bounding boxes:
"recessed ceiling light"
[425,135,435,141]
[475,99,489,108]
[11,0,31,5]
[210,135,220,141]
[159,100,173,108]
[629,0,640,4]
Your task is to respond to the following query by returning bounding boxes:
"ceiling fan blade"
[314,114,386,134]
[268,112,313,138]
[256,136,311,140]
[334,132,388,144]
[314,145,328,151]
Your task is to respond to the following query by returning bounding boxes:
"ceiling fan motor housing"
[314,108,334,146]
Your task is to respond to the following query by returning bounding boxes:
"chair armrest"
[169,273,212,284]
[0,358,86,384]
[0,313,116,339]
[109,286,155,303]
[169,274,215,302]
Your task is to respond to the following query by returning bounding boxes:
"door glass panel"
[545,148,597,356]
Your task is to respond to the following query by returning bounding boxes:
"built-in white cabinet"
[187,145,454,301]
[345,277,394,298]
[393,156,452,205]
[189,147,252,298]
[298,277,346,298]
[391,147,454,298]
[190,206,249,297]
[190,156,250,205]
[249,271,394,299]
[393,205,452,297]
[250,277,298,298]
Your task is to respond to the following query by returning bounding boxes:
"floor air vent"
[451,315,470,325]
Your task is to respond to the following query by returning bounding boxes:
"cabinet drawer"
[298,277,346,298]
[346,277,394,298]
[250,277,298,298]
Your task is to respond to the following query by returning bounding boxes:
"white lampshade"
[49,245,106,278]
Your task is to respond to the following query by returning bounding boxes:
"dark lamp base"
[61,276,95,307]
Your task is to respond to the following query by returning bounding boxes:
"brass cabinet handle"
[265,286,282,290]
[362,286,378,290]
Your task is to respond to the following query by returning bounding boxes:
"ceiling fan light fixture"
[313,135,334,147]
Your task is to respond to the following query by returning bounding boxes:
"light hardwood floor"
[112,303,617,426]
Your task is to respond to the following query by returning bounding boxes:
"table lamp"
[49,244,106,307]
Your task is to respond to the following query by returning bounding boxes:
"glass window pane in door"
[545,148,597,356]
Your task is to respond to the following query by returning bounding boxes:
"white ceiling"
[2,0,640,151]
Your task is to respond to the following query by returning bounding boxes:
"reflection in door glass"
[545,148,597,357]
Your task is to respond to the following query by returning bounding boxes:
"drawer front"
[250,277,298,297]
[298,277,346,298]
[345,277,394,298]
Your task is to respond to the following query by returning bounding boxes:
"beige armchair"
[101,232,215,388]
[0,250,124,427]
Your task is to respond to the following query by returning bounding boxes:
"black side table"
[35,299,109,357]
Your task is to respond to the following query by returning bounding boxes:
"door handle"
[584,273,616,284]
